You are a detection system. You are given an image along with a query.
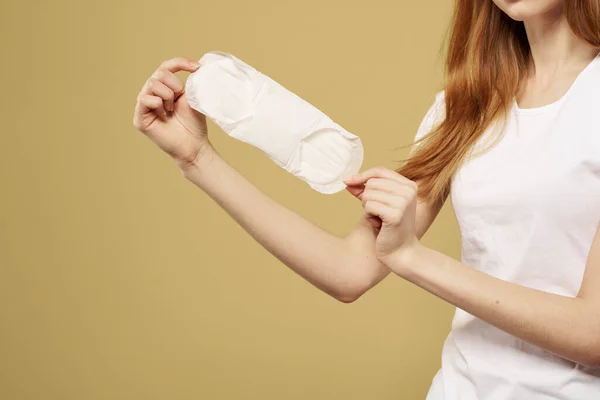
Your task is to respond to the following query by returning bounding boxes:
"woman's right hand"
[133,57,213,168]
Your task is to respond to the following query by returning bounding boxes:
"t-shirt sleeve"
[412,90,446,150]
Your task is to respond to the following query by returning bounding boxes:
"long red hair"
[395,0,600,208]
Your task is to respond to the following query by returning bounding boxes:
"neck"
[523,5,599,76]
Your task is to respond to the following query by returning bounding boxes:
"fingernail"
[190,60,200,69]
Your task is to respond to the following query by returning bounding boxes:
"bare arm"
[178,148,444,302]
[132,56,444,303]
[384,224,600,367]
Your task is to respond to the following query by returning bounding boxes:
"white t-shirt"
[416,51,600,400]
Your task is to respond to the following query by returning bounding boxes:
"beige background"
[0,1,459,399]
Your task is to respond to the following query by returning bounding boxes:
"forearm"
[177,148,368,302]
[391,243,600,367]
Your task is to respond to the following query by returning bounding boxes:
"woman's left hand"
[344,166,421,267]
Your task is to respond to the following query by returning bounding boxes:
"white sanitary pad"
[184,51,364,194]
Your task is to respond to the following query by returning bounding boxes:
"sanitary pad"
[184,51,364,194]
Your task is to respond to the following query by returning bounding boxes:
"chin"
[492,0,563,22]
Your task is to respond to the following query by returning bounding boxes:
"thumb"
[345,184,364,200]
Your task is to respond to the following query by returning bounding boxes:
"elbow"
[330,267,387,303]
[327,259,383,303]
[331,283,369,304]
[335,291,360,304]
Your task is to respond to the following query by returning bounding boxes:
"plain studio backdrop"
[0,1,459,399]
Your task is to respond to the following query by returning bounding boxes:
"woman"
[132,0,600,398]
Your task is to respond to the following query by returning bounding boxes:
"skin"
[132,0,600,371]
[344,0,600,368]
[133,58,406,303]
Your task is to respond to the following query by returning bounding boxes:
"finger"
[149,68,186,99]
[363,178,401,195]
[147,78,175,112]
[139,94,167,119]
[361,189,404,208]
[135,57,199,112]
[345,178,402,202]
[344,166,410,186]
[158,57,201,74]
[364,201,389,223]
[364,178,418,199]
[364,201,399,226]
[345,185,364,199]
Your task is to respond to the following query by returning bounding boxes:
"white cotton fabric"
[184,51,364,194]
[419,52,600,400]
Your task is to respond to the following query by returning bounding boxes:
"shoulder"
[577,55,600,100]
[416,90,446,137]
[424,90,446,120]
[567,62,600,114]
[434,90,446,103]
[430,90,446,116]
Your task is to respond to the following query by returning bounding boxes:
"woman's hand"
[133,57,213,169]
[344,166,421,267]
